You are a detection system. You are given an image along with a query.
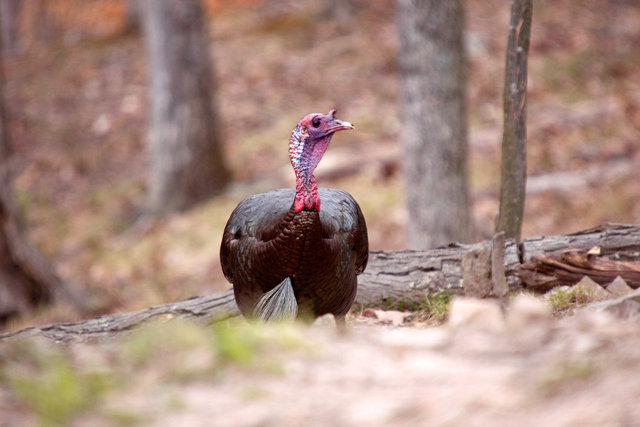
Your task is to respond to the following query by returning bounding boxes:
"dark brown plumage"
[220,111,368,328]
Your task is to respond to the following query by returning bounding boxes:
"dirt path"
[3,295,639,426]
[157,299,640,426]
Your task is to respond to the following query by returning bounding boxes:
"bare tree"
[0,0,20,55]
[0,30,77,324]
[495,0,533,243]
[397,0,473,249]
[122,0,141,34]
[141,0,230,215]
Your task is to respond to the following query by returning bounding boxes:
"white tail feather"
[253,277,298,321]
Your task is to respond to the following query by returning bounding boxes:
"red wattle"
[294,194,305,212]
[293,180,320,212]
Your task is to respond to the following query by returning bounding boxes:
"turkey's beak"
[328,119,354,134]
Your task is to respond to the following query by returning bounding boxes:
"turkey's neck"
[294,173,320,212]
[290,128,333,213]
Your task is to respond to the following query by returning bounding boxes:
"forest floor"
[3,294,640,426]
[1,1,640,423]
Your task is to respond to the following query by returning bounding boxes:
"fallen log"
[520,248,640,290]
[519,223,640,290]
[0,291,239,344]
[2,223,639,343]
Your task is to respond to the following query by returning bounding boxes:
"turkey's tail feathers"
[253,277,298,322]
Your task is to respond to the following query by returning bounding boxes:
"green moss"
[122,319,212,367]
[2,319,311,424]
[423,292,453,320]
[8,349,114,426]
[121,318,304,380]
[211,321,259,365]
[548,286,592,314]
[360,292,453,324]
[211,320,308,374]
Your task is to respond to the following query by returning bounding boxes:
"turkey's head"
[289,109,353,212]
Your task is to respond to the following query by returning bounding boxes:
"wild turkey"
[220,109,368,329]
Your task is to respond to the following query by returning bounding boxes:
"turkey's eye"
[311,117,321,128]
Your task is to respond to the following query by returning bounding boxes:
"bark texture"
[4,224,638,343]
[496,0,533,242]
[142,0,230,214]
[397,0,473,249]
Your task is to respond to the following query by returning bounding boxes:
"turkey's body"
[220,188,368,321]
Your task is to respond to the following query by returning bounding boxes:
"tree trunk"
[0,30,77,323]
[397,0,473,249]
[495,0,533,243]
[26,0,57,46]
[122,0,141,34]
[0,0,20,55]
[4,223,638,343]
[141,0,230,215]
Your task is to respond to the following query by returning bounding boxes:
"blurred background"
[1,0,638,327]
